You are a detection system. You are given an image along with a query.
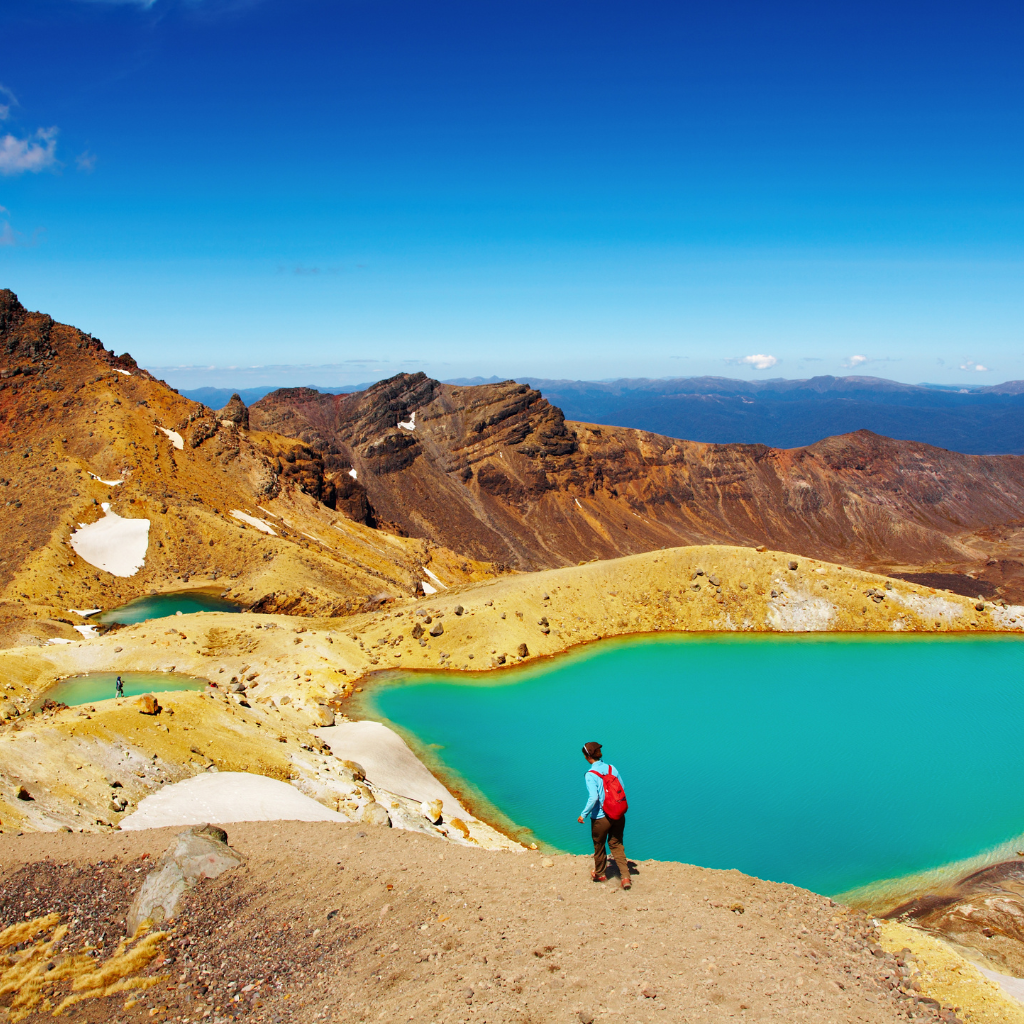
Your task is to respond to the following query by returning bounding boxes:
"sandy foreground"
[0,820,1001,1024]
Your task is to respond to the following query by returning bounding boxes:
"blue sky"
[1,0,1022,388]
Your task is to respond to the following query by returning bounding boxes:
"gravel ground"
[0,822,962,1024]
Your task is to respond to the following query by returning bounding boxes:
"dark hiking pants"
[591,814,628,879]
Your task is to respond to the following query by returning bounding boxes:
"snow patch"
[68,608,101,618]
[423,566,446,589]
[398,411,416,431]
[70,503,150,577]
[575,498,582,508]
[348,468,358,480]
[119,771,350,831]
[73,625,99,638]
[314,721,469,816]
[157,426,184,450]
[115,368,132,376]
[229,510,277,536]
[991,604,1024,630]
[766,582,836,631]
[977,966,1024,1006]
[256,505,280,519]
[89,472,124,486]
[46,638,76,645]
[421,581,438,595]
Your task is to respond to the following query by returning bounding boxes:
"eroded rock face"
[252,372,1024,587]
[884,859,1024,978]
[126,824,245,934]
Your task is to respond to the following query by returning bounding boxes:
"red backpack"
[589,765,628,820]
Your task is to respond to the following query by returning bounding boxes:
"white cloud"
[843,354,868,368]
[0,126,58,176]
[739,354,778,370]
[960,360,990,372]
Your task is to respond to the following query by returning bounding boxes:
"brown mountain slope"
[251,372,1024,599]
[0,292,493,646]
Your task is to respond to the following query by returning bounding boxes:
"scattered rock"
[16,786,33,801]
[454,605,465,616]
[577,1013,595,1024]
[136,693,161,715]
[708,575,721,586]
[411,622,424,639]
[541,858,554,868]
[641,984,657,999]
[341,760,367,781]
[517,643,529,658]
[429,622,444,637]
[421,798,443,824]
[975,602,985,612]
[788,560,798,570]
[361,802,391,827]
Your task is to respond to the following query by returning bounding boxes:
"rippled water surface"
[371,634,1024,895]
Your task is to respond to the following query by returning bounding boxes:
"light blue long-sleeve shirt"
[580,760,624,820]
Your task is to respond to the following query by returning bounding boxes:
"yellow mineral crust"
[880,919,1024,1024]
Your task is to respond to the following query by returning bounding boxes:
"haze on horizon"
[0,0,1022,389]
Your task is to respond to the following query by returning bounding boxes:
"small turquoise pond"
[370,633,1024,897]
[96,590,242,625]
[37,672,209,708]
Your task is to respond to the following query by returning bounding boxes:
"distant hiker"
[577,741,631,889]
[115,675,124,698]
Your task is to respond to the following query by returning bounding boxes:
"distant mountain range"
[184,375,1024,455]
[511,376,1024,455]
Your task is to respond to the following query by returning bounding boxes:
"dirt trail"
[0,821,956,1024]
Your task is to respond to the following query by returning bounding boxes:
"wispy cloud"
[736,354,778,370]
[0,85,14,123]
[843,354,868,369]
[0,126,58,176]
[76,150,97,173]
[960,360,990,372]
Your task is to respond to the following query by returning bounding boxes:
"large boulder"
[126,824,245,934]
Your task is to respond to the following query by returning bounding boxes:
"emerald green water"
[371,634,1024,896]
[36,672,209,708]
[96,590,242,625]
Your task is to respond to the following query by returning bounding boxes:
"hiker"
[115,675,124,698]
[577,741,631,889]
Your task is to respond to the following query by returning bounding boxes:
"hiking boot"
[621,878,631,890]
[591,872,607,882]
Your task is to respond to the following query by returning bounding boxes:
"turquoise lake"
[96,590,242,625]
[370,633,1024,897]
[36,672,209,708]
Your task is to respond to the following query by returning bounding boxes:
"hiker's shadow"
[608,860,640,879]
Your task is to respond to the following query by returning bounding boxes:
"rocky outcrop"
[216,392,249,430]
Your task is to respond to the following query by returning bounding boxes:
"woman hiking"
[577,741,631,889]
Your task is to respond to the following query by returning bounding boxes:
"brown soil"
[0,821,958,1024]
